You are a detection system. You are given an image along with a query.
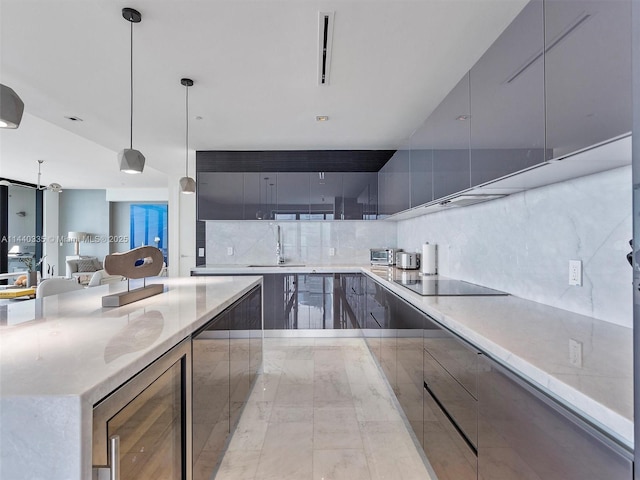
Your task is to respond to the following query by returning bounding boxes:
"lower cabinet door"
[478,355,633,480]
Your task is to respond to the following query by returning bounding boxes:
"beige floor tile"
[313,449,371,480]
[213,337,433,480]
[215,450,261,480]
[314,405,363,450]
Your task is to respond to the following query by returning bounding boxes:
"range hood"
[389,134,631,221]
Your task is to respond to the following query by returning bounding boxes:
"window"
[130,204,168,265]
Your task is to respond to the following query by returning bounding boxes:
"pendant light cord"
[129,19,134,150]
[185,84,189,177]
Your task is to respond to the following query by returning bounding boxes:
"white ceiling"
[0,0,527,189]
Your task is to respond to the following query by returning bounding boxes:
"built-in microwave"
[370,248,401,266]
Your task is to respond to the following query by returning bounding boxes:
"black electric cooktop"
[394,278,508,296]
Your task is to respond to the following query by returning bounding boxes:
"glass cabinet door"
[93,340,191,480]
[107,361,183,479]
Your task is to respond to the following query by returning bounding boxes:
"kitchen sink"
[246,264,306,267]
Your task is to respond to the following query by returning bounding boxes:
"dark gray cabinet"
[478,354,632,480]
[378,146,411,217]
[432,73,471,200]
[309,172,341,219]
[199,172,377,220]
[276,172,311,218]
[197,172,244,220]
[244,172,278,220]
[422,314,478,479]
[192,286,262,480]
[409,118,434,208]
[469,0,546,186]
[544,0,632,160]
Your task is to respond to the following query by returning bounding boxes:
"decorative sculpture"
[101,246,165,307]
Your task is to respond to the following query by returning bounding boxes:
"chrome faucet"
[276,225,284,265]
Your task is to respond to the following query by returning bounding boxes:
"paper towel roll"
[421,243,437,275]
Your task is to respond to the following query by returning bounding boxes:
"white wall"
[205,220,397,265]
[397,166,632,327]
[58,189,110,262]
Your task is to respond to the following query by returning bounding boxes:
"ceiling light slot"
[504,11,591,84]
[318,12,335,86]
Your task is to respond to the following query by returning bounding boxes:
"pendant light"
[0,84,24,129]
[179,78,196,194]
[118,7,145,174]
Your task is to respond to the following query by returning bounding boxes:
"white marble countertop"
[192,263,633,448]
[361,266,633,449]
[191,263,368,274]
[0,275,261,480]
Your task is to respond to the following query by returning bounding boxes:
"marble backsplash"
[397,166,632,327]
[205,220,397,266]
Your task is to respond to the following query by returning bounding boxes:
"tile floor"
[214,337,435,480]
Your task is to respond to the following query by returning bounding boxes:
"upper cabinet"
[469,0,545,186]
[378,146,411,217]
[198,171,379,221]
[544,0,631,159]
[197,172,244,220]
[409,118,434,208]
[383,0,631,218]
[431,73,471,199]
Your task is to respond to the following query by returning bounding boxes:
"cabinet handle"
[369,312,382,328]
[109,435,120,480]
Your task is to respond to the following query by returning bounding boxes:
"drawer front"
[478,355,633,480]
[424,348,477,449]
[424,318,478,399]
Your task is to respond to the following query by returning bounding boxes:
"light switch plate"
[329,247,335,256]
[198,247,205,257]
[227,247,234,256]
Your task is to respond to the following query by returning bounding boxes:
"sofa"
[66,256,103,284]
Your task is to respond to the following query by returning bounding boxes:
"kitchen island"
[193,264,633,451]
[0,275,261,480]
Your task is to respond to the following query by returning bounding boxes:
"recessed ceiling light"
[65,116,83,122]
[456,115,470,121]
[316,115,329,122]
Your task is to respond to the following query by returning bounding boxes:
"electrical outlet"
[569,260,582,286]
[329,247,335,257]
[569,338,583,367]
[227,247,234,256]
[198,247,205,257]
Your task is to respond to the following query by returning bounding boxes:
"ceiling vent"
[318,12,335,86]
[504,11,591,84]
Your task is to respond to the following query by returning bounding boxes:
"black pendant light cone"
[179,78,196,194]
[119,7,145,174]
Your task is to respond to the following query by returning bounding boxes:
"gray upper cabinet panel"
[410,118,434,207]
[276,173,310,220]
[544,0,631,160]
[197,172,244,220]
[432,73,471,200]
[469,0,546,187]
[342,173,377,220]
[244,172,278,220]
[309,172,342,220]
[378,146,410,217]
